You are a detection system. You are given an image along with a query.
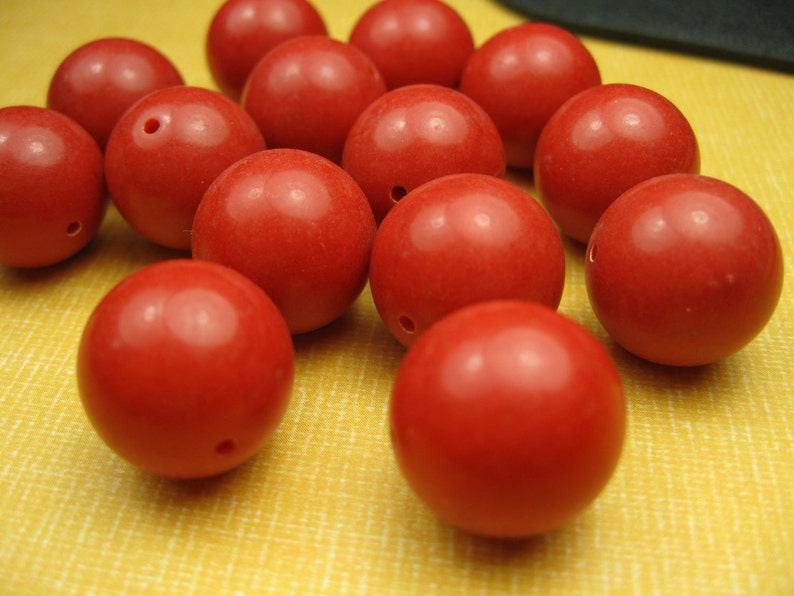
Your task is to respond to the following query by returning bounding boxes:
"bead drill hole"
[66,221,82,237]
[390,186,408,203]
[143,118,161,134]
[399,315,416,334]
[215,439,236,455]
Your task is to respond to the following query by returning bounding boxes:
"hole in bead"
[143,118,161,134]
[66,221,82,237]
[215,439,236,455]
[390,186,408,203]
[589,243,598,263]
[399,315,416,334]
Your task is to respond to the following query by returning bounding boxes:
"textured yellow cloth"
[1,1,792,594]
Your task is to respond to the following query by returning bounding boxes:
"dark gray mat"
[498,0,794,73]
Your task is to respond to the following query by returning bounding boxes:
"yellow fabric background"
[1,0,792,593]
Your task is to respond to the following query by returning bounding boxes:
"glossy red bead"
[47,37,184,150]
[342,84,506,222]
[77,259,295,478]
[349,0,474,89]
[105,86,266,250]
[585,174,784,366]
[207,0,328,100]
[390,300,625,538]
[459,22,601,170]
[0,106,106,268]
[242,36,387,164]
[534,83,700,244]
[369,173,565,347]
[192,148,376,334]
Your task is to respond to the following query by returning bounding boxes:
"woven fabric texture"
[1,1,792,594]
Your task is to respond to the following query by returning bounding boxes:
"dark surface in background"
[498,0,794,73]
